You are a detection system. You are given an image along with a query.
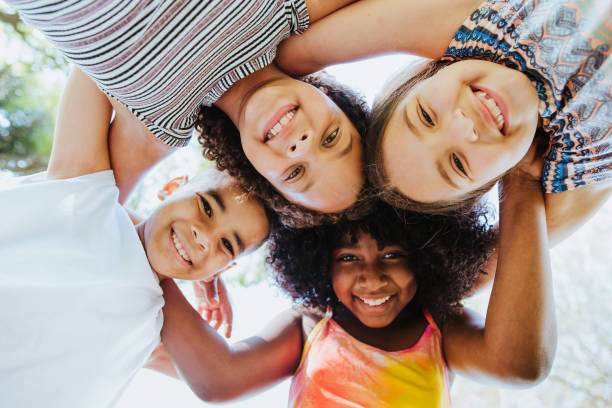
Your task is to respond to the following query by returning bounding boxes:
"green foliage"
[0,6,68,173]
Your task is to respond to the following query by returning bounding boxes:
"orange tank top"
[288,308,451,407]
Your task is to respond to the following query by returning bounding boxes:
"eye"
[221,238,235,257]
[382,251,406,260]
[322,129,339,146]
[452,153,468,177]
[419,102,434,126]
[284,165,303,182]
[337,254,358,262]
[199,194,212,218]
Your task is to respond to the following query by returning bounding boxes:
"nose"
[358,266,388,291]
[287,131,313,157]
[448,109,478,143]
[191,224,210,254]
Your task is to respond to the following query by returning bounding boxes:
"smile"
[357,295,392,307]
[472,87,507,135]
[263,106,297,142]
[171,230,192,265]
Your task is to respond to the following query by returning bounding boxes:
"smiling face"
[138,174,269,281]
[331,231,417,328]
[238,78,364,213]
[381,60,539,203]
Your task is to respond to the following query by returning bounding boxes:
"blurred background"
[1,2,610,407]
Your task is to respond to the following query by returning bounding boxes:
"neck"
[333,303,426,352]
[214,64,287,128]
[135,221,165,282]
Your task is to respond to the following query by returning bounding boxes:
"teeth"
[475,91,504,131]
[172,232,191,263]
[265,108,296,140]
[359,295,392,306]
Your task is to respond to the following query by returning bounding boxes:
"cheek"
[331,271,352,301]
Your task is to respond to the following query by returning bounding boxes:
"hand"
[515,141,545,181]
[193,277,233,338]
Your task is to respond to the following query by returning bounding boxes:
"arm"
[443,174,556,386]
[275,0,481,76]
[304,0,358,23]
[545,182,612,246]
[160,279,304,402]
[47,67,113,179]
[107,98,175,203]
[145,342,180,378]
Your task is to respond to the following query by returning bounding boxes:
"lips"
[354,294,395,311]
[263,104,297,142]
[471,86,508,135]
[170,228,192,265]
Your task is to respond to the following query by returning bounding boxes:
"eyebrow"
[436,161,460,189]
[404,100,423,141]
[336,241,359,249]
[209,190,225,211]
[234,232,244,253]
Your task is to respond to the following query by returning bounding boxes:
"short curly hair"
[267,200,496,324]
[195,72,372,228]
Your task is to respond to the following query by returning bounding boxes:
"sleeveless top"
[288,308,451,408]
[443,0,611,193]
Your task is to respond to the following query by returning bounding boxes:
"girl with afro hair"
[157,172,556,407]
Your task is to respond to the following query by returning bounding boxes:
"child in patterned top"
[158,175,555,407]
[278,0,611,243]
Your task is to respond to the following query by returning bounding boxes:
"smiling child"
[0,68,272,408]
[158,172,555,406]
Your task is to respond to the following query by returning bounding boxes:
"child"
[4,0,370,222]
[277,0,611,241]
[158,173,555,406]
[0,68,272,407]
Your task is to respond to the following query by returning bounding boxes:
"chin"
[358,316,395,329]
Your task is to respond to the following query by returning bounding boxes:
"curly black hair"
[195,71,373,228]
[267,200,496,324]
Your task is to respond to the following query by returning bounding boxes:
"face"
[331,231,417,328]
[238,78,363,213]
[382,60,540,202]
[139,181,269,281]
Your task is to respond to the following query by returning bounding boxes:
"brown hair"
[195,72,373,228]
[365,59,500,215]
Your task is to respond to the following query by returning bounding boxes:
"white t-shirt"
[0,170,164,408]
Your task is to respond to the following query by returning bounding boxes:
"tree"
[0,4,68,174]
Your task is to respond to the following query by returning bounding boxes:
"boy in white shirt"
[0,68,271,408]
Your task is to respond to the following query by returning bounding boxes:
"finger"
[220,293,233,337]
[193,281,205,297]
[203,279,219,307]
[211,310,221,330]
[223,321,233,339]
[204,309,212,322]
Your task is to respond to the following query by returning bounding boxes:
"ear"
[157,175,189,201]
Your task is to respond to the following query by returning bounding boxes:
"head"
[367,59,540,214]
[268,201,496,327]
[196,71,372,227]
[138,168,276,281]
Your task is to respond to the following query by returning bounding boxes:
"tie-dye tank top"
[443,0,611,193]
[288,308,451,408]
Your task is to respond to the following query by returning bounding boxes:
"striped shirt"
[7,0,310,147]
[443,0,611,193]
